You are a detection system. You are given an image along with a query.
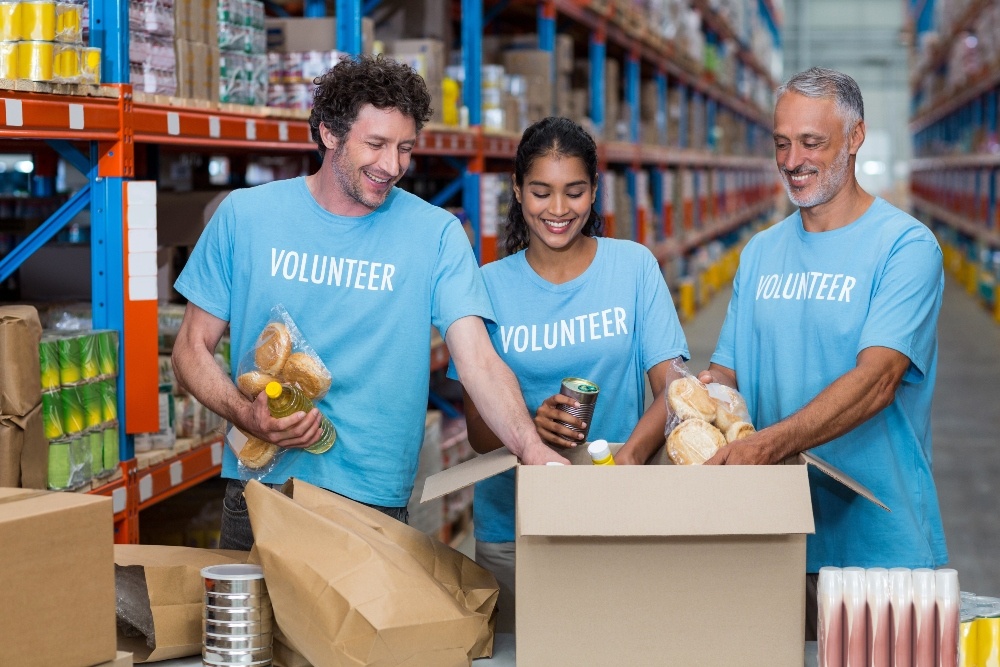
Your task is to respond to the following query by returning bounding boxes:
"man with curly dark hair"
[172,54,566,550]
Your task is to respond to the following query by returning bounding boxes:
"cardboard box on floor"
[422,444,886,667]
[0,488,116,667]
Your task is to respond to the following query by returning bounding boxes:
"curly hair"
[309,54,433,158]
[503,117,603,256]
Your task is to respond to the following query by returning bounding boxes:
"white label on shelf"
[4,99,23,127]
[128,251,157,277]
[170,461,183,487]
[112,486,127,514]
[279,122,288,142]
[138,474,153,502]
[127,181,158,207]
[129,275,158,301]
[128,228,157,252]
[68,104,84,130]
[167,112,181,136]
[246,119,257,140]
[209,116,221,138]
[211,441,223,466]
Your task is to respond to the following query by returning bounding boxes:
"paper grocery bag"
[244,479,498,667]
[114,544,250,662]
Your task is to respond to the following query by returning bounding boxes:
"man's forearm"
[172,344,252,431]
[462,358,543,459]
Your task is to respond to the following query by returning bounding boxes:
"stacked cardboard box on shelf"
[391,38,445,124]
[174,0,219,101]
[128,0,177,94]
[0,306,46,490]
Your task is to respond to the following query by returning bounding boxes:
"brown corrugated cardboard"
[191,42,210,100]
[265,17,374,54]
[93,651,133,667]
[0,403,47,489]
[174,39,194,99]
[0,488,116,667]
[0,305,42,416]
[423,444,885,666]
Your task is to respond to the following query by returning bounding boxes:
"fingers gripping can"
[556,377,600,440]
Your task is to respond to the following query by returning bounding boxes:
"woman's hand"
[534,394,587,448]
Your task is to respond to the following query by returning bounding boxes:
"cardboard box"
[0,488,116,667]
[0,305,42,416]
[0,403,46,489]
[94,651,132,667]
[265,16,374,54]
[423,445,885,666]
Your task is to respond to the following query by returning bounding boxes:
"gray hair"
[776,67,864,133]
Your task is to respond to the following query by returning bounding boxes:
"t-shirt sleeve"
[858,237,943,383]
[173,195,236,322]
[710,263,741,371]
[430,217,496,338]
[638,251,689,370]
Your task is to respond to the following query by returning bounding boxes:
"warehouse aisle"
[682,277,1000,597]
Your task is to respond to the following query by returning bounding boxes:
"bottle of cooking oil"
[587,439,615,466]
[264,381,336,454]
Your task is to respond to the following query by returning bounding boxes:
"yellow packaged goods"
[53,43,80,82]
[81,45,100,83]
[264,381,335,454]
[0,1,21,40]
[17,39,54,81]
[0,40,16,79]
[54,1,80,42]
[0,489,116,667]
[20,0,55,40]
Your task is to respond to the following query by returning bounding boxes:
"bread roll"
[725,421,756,443]
[712,384,751,433]
[280,352,332,399]
[667,418,727,465]
[254,322,292,374]
[237,370,280,398]
[238,436,279,469]
[667,376,717,422]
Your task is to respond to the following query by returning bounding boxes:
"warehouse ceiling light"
[14,160,33,174]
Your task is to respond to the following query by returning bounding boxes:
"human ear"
[319,124,338,152]
[511,174,522,204]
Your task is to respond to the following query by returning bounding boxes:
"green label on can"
[61,386,85,434]
[48,440,72,490]
[100,380,118,423]
[562,377,600,394]
[97,330,118,377]
[80,332,100,380]
[39,337,60,391]
[90,430,104,475]
[58,335,82,385]
[80,382,102,429]
[41,390,64,440]
[103,425,119,471]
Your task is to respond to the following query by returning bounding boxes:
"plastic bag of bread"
[235,304,333,401]
[227,423,288,481]
[664,359,756,465]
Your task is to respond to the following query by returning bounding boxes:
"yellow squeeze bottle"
[588,439,615,466]
[264,381,336,454]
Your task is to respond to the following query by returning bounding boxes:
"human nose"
[379,149,401,177]
[549,193,570,216]
[781,143,805,172]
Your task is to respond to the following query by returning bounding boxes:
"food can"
[57,333,81,385]
[41,389,64,440]
[80,381,102,428]
[100,379,117,423]
[0,2,22,41]
[70,432,92,485]
[89,429,105,476]
[97,329,118,377]
[556,377,600,440]
[39,335,61,390]
[54,1,80,42]
[53,43,79,82]
[961,603,978,667]
[80,330,100,380]
[80,45,100,84]
[20,0,55,40]
[0,40,16,79]
[102,424,119,471]
[977,597,1000,667]
[47,438,71,489]
[60,384,85,434]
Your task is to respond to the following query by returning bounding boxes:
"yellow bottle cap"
[264,381,282,399]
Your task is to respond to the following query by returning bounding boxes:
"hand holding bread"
[666,373,755,465]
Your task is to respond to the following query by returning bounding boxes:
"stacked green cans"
[41,328,120,490]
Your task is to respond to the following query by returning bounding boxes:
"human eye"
[530,191,549,198]
[567,191,585,199]
[399,144,414,153]
[367,141,383,150]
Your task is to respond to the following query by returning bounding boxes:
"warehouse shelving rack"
[908,0,1000,318]
[0,0,782,541]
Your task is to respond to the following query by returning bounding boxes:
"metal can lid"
[562,377,599,393]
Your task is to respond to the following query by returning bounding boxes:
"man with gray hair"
[698,67,948,637]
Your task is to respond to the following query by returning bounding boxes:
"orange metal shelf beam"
[0,89,121,140]
[135,437,224,513]
[652,196,778,263]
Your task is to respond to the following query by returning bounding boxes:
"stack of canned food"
[218,0,267,105]
[265,49,343,110]
[39,328,120,490]
[201,564,273,667]
[960,594,1000,666]
[0,0,100,83]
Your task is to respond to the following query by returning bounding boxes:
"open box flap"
[421,446,518,502]
[517,464,816,537]
[797,451,890,512]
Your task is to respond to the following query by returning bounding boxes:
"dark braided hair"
[309,54,433,159]
[504,117,603,256]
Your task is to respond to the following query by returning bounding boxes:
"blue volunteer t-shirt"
[711,197,947,571]
[175,177,494,507]
[451,237,689,543]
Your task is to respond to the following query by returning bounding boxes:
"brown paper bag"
[0,305,42,416]
[244,479,498,667]
[114,544,250,663]
[0,404,47,489]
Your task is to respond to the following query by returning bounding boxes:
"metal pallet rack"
[0,0,782,541]
[908,0,1000,318]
